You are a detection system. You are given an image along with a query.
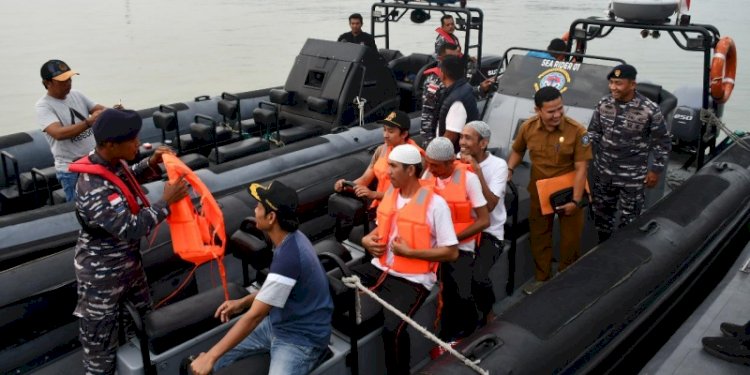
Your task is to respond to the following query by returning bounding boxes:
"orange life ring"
[162,153,229,300]
[710,36,737,103]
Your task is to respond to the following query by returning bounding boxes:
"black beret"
[92,109,142,143]
[607,64,637,80]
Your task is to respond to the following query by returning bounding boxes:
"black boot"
[702,336,750,366]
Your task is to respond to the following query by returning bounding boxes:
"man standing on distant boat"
[587,64,671,243]
[506,87,591,295]
[434,15,461,56]
[338,13,377,50]
[71,109,188,375]
[35,59,121,201]
[436,55,479,152]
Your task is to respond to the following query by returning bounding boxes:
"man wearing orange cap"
[35,59,121,201]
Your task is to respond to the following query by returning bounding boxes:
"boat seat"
[144,283,249,355]
[636,82,678,118]
[178,153,210,171]
[208,137,270,164]
[379,48,404,64]
[272,124,324,145]
[18,166,59,193]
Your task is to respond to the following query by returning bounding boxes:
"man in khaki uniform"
[507,86,592,295]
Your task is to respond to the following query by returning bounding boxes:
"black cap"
[377,110,411,131]
[607,64,637,80]
[92,109,143,143]
[40,59,78,81]
[248,181,299,218]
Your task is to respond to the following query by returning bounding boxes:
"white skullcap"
[425,137,456,161]
[389,144,422,165]
[465,120,491,139]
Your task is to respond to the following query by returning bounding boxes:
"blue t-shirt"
[255,231,333,348]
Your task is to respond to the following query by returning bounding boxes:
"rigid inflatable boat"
[1,1,746,374]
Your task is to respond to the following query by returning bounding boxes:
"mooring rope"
[341,275,490,375]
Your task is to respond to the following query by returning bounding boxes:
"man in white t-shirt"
[459,121,508,324]
[357,144,458,375]
[35,59,112,201]
[423,137,489,341]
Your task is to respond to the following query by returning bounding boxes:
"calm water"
[1,0,748,136]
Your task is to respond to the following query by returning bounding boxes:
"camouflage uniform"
[73,153,169,375]
[587,91,671,237]
[421,71,444,146]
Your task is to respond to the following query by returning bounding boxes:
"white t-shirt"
[479,154,508,240]
[432,170,486,252]
[35,90,96,172]
[372,192,458,290]
[441,101,467,137]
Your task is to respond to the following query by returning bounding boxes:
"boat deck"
[643,242,750,374]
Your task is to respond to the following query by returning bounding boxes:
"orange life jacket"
[69,155,149,214]
[371,139,423,208]
[376,186,436,274]
[162,153,229,301]
[421,162,478,246]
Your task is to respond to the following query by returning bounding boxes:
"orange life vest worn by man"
[355,144,458,375]
[333,110,423,207]
[423,136,489,341]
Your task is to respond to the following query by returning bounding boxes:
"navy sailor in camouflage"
[72,109,188,375]
[587,64,672,243]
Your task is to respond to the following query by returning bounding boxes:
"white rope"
[341,275,491,375]
[700,109,750,152]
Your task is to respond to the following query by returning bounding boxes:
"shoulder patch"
[581,133,591,147]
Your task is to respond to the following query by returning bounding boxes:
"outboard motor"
[671,106,702,146]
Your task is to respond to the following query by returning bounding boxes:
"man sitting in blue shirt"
[191,181,333,375]
[527,38,567,61]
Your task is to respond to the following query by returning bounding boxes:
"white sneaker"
[522,280,545,295]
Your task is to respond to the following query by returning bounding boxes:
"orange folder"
[535,171,590,215]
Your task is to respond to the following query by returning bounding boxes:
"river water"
[1,0,747,136]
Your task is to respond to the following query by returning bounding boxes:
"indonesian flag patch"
[108,193,123,207]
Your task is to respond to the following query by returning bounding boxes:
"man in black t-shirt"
[338,13,377,50]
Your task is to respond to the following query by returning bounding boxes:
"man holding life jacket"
[459,121,508,324]
[70,109,188,375]
[333,110,422,206]
[507,87,592,295]
[436,55,479,152]
[422,136,489,341]
[356,144,458,375]
[587,64,671,243]
[191,181,333,375]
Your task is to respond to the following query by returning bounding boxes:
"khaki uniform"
[512,115,592,281]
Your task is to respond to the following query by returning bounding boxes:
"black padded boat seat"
[18,166,59,192]
[240,119,259,135]
[179,153,209,171]
[252,108,278,135]
[636,82,678,118]
[208,137,270,164]
[273,124,323,145]
[144,283,249,355]
[190,122,233,144]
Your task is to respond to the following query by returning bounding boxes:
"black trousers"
[473,232,503,319]
[351,263,430,375]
